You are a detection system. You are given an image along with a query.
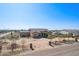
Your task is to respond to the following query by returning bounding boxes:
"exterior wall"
[29,29,48,38]
[31,32,40,38]
[20,31,30,38]
[20,29,48,38]
[30,32,48,38]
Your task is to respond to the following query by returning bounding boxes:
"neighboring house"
[59,31,69,35]
[72,32,79,36]
[31,32,41,38]
[20,29,79,38]
[50,30,61,35]
[20,30,30,38]
[19,28,48,38]
[28,28,48,32]
[28,28,48,38]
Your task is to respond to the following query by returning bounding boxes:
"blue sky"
[0,3,79,30]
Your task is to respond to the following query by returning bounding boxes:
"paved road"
[23,43,79,56]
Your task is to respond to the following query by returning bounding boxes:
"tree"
[7,32,20,52]
[66,33,73,41]
[42,31,48,38]
[48,35,56,39]
[8,32,19,42]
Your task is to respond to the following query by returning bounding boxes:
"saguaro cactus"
[30,43,34,50]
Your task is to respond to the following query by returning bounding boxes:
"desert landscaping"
[0,37,78,56]
[0,29,79,56]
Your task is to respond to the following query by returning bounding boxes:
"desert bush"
[75,38,78,42]
[0,45,2,54]
[48,41,54,47]
[0,41,3,54]
[62,40,67,43]
[54,41,61,45]
[21,44,26,51]
[10,43,19,52]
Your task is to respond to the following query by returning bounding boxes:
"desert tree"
[7,32,20,52]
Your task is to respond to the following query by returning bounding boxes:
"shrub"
[10,43,19,52]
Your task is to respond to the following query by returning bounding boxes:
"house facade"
[20,28,49,38]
